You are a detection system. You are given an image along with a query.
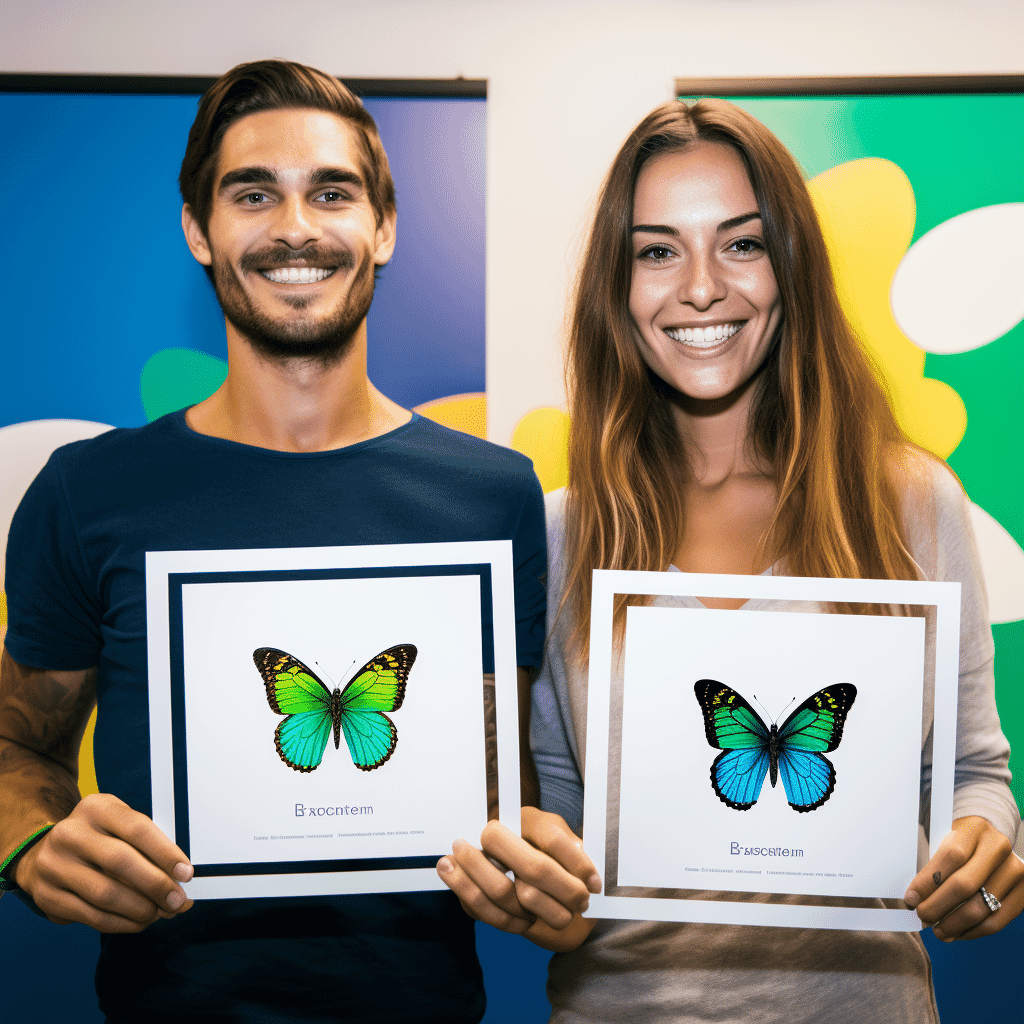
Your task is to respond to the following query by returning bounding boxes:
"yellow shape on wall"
[511,407,571,493]
[807,158,967,459]
[413,392,487,439]
[79,706,99,798]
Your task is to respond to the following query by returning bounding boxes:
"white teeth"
[260,267,335,284]
[665,322,742,347]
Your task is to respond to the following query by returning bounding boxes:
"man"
[0,60,552,1023]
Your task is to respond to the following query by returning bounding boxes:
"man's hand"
[437,806,601,951]
[904,815,1024,940]
[14,793,194,932]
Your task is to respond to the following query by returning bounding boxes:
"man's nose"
[271,196,323,249]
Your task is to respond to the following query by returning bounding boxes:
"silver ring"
[979,885,1002,914]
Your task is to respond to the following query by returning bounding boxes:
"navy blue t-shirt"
[5,411,546,1024]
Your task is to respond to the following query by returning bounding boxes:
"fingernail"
[166,890,185,910]
[903,890,920,909]
[437,857,452,875]
[587,873,602,894]
[173,862,193,882]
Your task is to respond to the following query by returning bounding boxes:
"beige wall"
[5,0,1021,445]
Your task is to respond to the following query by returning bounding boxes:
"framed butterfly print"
[145,540,521,899]
[583,569,961,931]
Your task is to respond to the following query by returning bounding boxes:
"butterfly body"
[694,679,857,812]
[254,645,416,773]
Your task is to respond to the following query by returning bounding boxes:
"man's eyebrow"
[631,212,763,236]
[310,167,364,188]
[218,167,277,192]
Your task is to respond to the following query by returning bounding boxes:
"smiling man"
[0,61,547,1024]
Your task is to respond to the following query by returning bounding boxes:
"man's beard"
[210,244,374,365]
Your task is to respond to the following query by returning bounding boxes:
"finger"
[934,856,1024,941]
[450,838,535,922]
[79,793,193,884]
[481,821,593,916]
[35,883,159,934]
[436,854,533,934]
[42,816,189,917]
[914,828,1011,926]
[68,797,193,913]
[521,807,602,893]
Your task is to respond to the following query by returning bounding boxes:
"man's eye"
[242,192,269,205]
[318,190,348,203]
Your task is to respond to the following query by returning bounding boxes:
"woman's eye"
[728,237,765,255]
[638,245,674,262]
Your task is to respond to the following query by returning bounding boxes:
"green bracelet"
[0,824,55,892]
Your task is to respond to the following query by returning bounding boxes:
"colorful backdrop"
[1,77,1021,1024]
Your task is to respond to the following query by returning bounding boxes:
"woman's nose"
[677,254,726,310]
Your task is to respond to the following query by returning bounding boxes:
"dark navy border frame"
[166,562,492,878]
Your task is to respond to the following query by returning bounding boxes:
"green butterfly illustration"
[253,645,417,773]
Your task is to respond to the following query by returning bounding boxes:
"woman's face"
[629,142,782,405]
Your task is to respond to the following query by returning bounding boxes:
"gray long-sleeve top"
[531,459,1019,1024]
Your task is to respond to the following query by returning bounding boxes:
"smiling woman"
[628,143,782,411]
[438,97,1023,1024]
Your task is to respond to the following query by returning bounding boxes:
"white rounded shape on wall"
[891,204,1024,355]
[969,501,1024,625]
[0,419,115,586]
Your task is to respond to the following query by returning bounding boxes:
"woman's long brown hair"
[562,99,922,656]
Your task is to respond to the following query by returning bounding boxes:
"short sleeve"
[4,448,103,670]
[511,470,547,669]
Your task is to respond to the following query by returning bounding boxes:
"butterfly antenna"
[315,660,340,688]
[753,693,797,725]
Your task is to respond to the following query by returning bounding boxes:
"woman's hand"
[904,815,1024,940]
[437,807,601,951]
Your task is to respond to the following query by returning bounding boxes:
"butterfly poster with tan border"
[583,568,961,931]
[146,540,520,899]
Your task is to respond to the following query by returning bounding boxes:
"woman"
[438,100,1023,1021]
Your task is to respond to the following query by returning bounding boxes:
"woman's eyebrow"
[718,211,762,232]
[631,212,762,236]
[631,224,678,236]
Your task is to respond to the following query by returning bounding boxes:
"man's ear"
[373,209,397,266]
[181,205,213,266]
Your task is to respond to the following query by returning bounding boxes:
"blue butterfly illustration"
[693,679,857,812]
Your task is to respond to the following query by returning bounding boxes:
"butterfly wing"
[253,647,335,772]
[338,645,417,771]
[776,684,857,811]
[694,680,772,810]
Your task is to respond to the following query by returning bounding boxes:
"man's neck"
[185,323,411,453]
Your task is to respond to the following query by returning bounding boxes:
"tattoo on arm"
[0,648,98,852]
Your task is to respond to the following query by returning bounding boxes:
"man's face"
[183,108,396,364]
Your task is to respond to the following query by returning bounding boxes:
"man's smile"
[259,266,337,284]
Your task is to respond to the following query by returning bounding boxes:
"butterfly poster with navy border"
[145,539,520,900]
[582,569,961,932]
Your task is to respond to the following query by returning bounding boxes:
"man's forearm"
[0,648,96,860]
